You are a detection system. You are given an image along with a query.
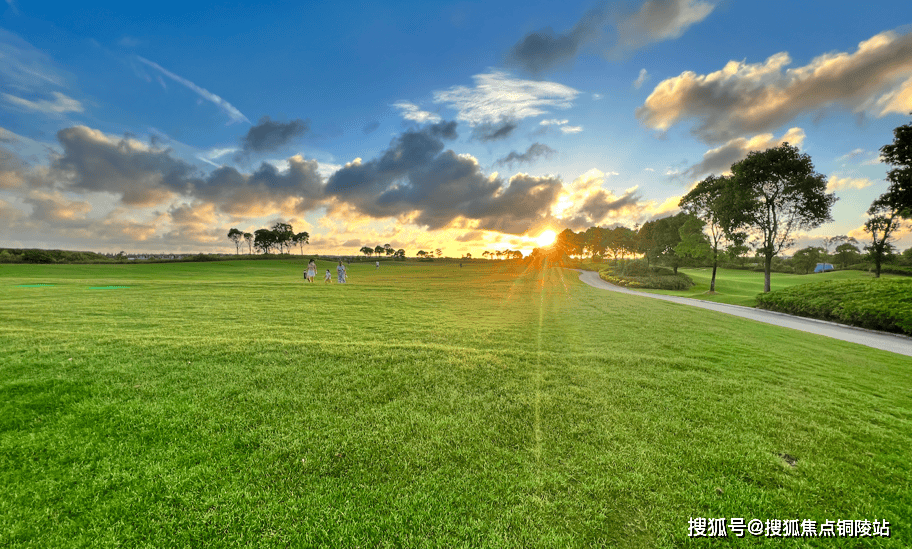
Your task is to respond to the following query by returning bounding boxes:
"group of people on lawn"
[304,258,347,284]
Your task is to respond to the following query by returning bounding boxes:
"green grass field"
[1,259,910,547]
[613,267,890,307]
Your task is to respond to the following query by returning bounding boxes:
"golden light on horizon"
[535,230,556,247]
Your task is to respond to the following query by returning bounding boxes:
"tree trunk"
[764,254,773,292]
[874,256,882,278]
[710,256,717,292]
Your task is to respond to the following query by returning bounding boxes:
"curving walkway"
[572,269,912,357]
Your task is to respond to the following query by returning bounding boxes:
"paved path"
[572,269,912,357]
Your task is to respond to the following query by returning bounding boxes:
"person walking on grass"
[325,269,332,284]
[376,260,379,269]
[306,258,317,283]
[337,260,347,284]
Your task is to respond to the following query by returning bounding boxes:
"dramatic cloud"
[52,126,194,207]
[326,121,562,234]
[23,190,92,224]
[238,116,309,155]
[507,0,716,73]
[3,91,83,114]
[191,154,325,216]
[44,125,324,216]
[551,168,643,228]
[433,70,579,126]
[137,56,250,124]
[495,142,556,168]
[472,119,518,141]
[393,101,442,124]
[827,175,875,192]
[637,30,912,143]
[684,127,805,180]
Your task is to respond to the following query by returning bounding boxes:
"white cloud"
[838,148,867,160]
[637,30,912,143]
[197,146,238,166]
[137,56,250,125]
[592,93,603,100]
[633,68,650,89]
[827,174,875,191]
[392,101,442,123]
[3,91,83,114]
[538,118,582,133]
[433,70,579,126]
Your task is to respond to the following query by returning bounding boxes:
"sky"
[1,0,912,257]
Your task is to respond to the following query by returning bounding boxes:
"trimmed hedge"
[756,278,912,336]
[598,261,695,290]
[845,263,912,276]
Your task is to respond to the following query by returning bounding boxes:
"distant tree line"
[359,244,406,259]
[227,223,309,255]
[481,250,523,260]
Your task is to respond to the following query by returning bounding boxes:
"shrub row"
[756,278,912,336]
[846,263,912,276]
[0,248,112,264]
[598,261,695,290]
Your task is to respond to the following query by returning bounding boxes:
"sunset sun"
[536,230,556,247]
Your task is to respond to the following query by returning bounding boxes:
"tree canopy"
[728,143,836,292]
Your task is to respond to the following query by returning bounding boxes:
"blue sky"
[1,0,911,255]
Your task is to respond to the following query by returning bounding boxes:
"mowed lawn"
[1,259,910,547]
[622,267,889,307]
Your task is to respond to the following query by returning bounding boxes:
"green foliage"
[846,262,912,276]
[0,248,113,264]
[791,246,823,274]
[757,278,912,335]
[729,143,837,291]
[599,262,694,290]
[833,241,862,269]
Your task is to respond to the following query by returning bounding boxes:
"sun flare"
[536,230,556,247]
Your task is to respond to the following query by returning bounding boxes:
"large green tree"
[791,246,823,274]
[729,143,836,292]
[271,222,294,254]
[292,231,309,255]
[863,195,905,278]
[863,117,912,277]
[679,174,743,292]
[227,228,243,255]
[833,240,861,269]
[253,229,276,254]
[879,116,912,219]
